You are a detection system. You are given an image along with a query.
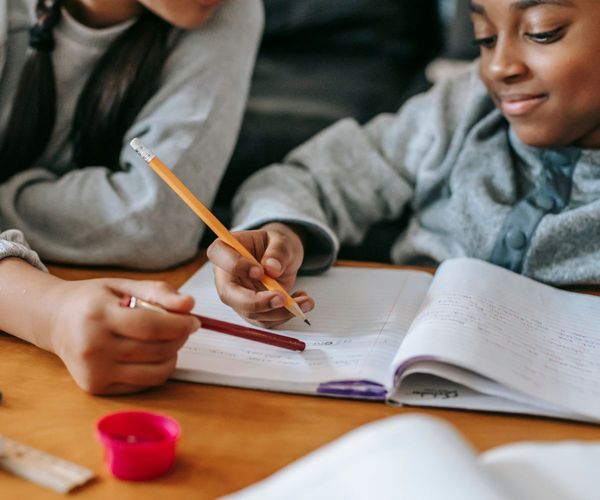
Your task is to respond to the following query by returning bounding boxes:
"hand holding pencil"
[130,139,315,329]
[207,223,314,329]
[121,295,305,351]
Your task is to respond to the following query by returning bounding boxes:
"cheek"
[548,60,600,121]
[477,59,495,99]
[533,29,600,115]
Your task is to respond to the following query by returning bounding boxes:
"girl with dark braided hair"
[0,0,262,394]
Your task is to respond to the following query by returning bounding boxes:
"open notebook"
[174,258,600,422]
[223,414,600,500]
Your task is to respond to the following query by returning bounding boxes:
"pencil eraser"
[129,138,154,163]
[96,410,180,481]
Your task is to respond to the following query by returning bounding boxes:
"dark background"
[206,0,478,262]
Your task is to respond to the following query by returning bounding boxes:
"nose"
[486,36,528,82]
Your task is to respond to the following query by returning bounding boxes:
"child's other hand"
[46,278,199,395]
[206,222,314,328]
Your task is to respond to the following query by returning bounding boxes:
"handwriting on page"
[411,388,459,399]
[178,267,432,386]
[403,292,600,414]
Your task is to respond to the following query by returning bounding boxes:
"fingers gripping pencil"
[129,138,310,325]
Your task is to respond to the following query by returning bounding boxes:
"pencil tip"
[304,319,311,326]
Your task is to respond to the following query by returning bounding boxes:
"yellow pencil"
[130,138,310,325]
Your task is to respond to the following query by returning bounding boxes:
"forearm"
[0,165,204,268]
[0,258,61,352]
[232,165,341,273]
[230,117,417,267]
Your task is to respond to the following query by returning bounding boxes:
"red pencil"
[120,295,306,352]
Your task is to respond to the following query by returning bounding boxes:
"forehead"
[470,0,577,14]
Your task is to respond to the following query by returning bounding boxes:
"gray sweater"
[0,0,262,270]
[232,63,600,286]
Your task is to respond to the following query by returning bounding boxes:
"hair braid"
[0,3,175,181]
[0,0,64,181]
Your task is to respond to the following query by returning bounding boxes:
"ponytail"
[0,2,174,181]
[0,0,63,181]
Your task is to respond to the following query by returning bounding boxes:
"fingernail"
[301,301,312,313]
[249,266,262,280]
[265,258,281,273]
[270,296,284,308]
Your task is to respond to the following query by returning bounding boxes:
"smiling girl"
[472,0,600,148]
[206,0,600,328]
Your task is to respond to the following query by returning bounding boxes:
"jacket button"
[535,193,555,211]
[506,229,527,250]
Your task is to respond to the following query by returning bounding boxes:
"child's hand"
[206,222,315,328]
[46,278,199,395]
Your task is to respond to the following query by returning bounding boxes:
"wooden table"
[2,255,600,499]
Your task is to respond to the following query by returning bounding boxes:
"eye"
[472,35,497,49]
[525,26,565,44]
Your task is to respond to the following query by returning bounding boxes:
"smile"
[497,94,548,117]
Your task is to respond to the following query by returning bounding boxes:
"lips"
[496,93,548,117]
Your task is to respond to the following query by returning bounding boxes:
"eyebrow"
[470,0,574,15]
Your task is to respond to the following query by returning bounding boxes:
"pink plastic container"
[96,410,181,481]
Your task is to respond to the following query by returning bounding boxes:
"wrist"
[0,258,64,352]
[37,278,72,355]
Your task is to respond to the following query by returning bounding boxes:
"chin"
[169,9,214,28]
[511,124,574,149]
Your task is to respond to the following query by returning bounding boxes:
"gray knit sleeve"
[232,63,488,273]
[0,0,263,270]
[0,229,47,271]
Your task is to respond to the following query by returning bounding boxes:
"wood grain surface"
[1,255,599,499]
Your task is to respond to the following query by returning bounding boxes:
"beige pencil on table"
[129,138,310,325]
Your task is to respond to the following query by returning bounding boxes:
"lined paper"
[174,265,432,392]
[393,258,600,419]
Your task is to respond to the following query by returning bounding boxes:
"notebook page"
[224,415,510,500]
[392,368,585,421]
[392,258,600,419]
[174,265,431,392]
[481,441,600,500]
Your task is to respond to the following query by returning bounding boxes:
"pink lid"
[96,410,181,481]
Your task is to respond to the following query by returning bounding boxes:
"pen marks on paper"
[408,292,600,400]
[411,388,459,399]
